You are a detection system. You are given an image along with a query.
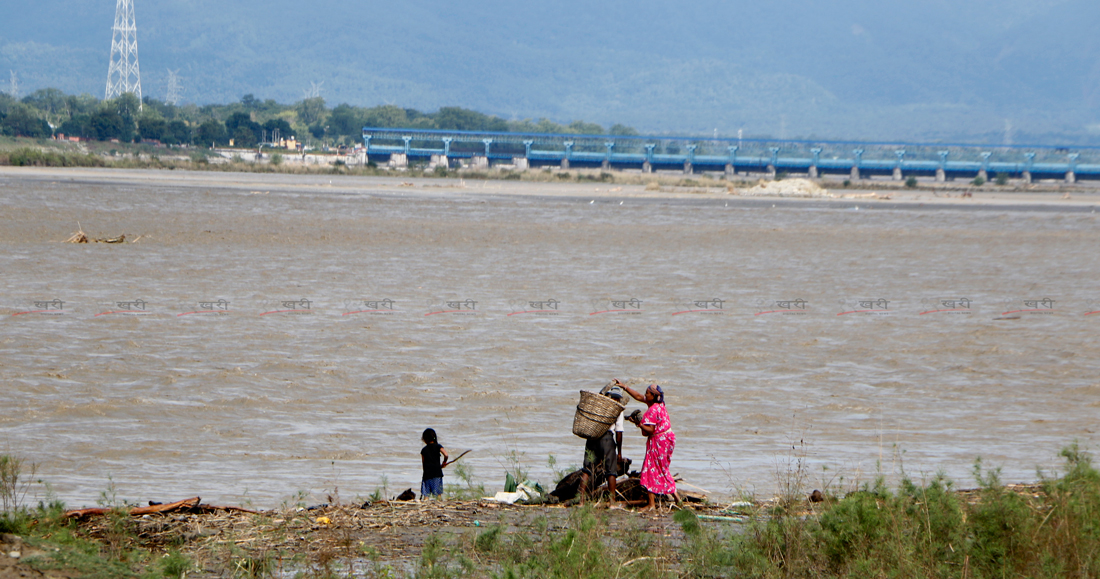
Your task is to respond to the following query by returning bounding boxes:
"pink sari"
[640,403,676,495]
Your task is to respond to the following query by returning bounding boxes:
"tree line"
[0,89,638,148]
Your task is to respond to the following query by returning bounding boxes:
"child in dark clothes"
[420,428,450,499]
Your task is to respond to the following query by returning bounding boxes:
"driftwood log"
[64,497,258,519]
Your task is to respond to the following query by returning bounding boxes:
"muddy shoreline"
[4,166,1100,210]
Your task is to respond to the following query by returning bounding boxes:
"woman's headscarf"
[647,384,664,404]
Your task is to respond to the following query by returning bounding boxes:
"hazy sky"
[2,0,1097,139]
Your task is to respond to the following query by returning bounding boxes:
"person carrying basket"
[578,381,626,505]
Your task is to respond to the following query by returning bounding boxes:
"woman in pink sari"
[617,381,677,511]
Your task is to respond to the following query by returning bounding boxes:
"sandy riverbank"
[3,166,1100,210]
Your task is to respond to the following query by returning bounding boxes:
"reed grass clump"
[2,147,104,167]
[465,507,674,579]
[677,443,1100,579]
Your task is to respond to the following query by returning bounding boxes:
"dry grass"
[62,223,88,244]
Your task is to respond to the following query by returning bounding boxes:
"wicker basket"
[572,390,626,439]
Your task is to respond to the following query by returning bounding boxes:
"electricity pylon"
[166,69,182,105]
[105,0,142,104]
[303,81,324,99]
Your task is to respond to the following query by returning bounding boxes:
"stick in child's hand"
[445,449,472,468]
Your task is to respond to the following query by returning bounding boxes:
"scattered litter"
[486,483,543,505]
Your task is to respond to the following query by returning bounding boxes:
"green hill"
[2,0,1098,141]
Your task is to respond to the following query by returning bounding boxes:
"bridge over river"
[362,127,1100,183]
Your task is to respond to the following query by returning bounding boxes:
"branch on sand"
[64,496,258,519]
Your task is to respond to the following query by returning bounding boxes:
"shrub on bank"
[1,148,104,168]
[679,444,1100,578]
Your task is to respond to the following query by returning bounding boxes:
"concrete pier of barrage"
[361,127,1100,184]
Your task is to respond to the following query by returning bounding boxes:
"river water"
[1,169,1098,508]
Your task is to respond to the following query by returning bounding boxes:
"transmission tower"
[105,0,142,103]
[166,69,182,105]
[7,70,18,99]
[303,80,324,99]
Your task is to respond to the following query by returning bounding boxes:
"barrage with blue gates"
[362,127,1100,183]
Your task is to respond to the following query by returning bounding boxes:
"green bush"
[158,549,192,578]
[679,445,1100,579]
[995,172,1009,186]
[474,524,504,552]
[905,176,918,188]
[972,175,986,186]
[3,148,104,167]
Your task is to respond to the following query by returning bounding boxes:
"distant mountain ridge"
[2,0,1097,142]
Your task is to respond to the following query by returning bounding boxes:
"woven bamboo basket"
[572,390,626,439]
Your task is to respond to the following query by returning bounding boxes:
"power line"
[105,0,142,105]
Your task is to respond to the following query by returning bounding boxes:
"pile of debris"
[62,223,132,244]
[735,178,832,198]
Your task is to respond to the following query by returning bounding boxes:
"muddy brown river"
[1,168,1098,508]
